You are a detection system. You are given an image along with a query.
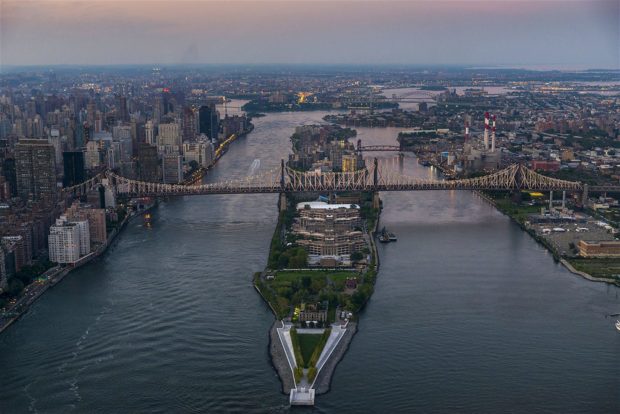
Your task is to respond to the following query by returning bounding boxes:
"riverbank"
[0,202,156,334]
[475,190,620,286]
[182,123,255,185]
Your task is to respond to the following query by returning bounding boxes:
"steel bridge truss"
[99,161,582,198]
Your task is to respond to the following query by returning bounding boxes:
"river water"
[0,109,618,413]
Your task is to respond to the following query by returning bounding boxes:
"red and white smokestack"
[491,115,496,152]
[483,112,490,149]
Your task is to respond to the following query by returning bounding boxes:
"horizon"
[1,0,618,69]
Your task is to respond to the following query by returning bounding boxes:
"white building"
[48,216,91,264]
[72,220,91,256]
[145,120,156,145]
[157,122,181,151]
[48,219,81,264]
[182,140,214,168]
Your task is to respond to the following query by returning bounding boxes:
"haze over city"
[1,0,619,68]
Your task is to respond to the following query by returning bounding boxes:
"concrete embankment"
[313,322,357,395]
[269,321,295,394]
[559,259,618,285]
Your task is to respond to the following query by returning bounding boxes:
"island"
[253,125,380,405]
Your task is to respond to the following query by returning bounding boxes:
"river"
[0,109,618,413]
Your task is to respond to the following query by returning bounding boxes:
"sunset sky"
[1,0,618,68]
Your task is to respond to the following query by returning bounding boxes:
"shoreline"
[257,193,381,404]
[474,190,619,286]
[0,204,156,334]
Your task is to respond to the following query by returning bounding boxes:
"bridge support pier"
[372,192,381,210]
[279,192,288,213]
[581,184,589,207]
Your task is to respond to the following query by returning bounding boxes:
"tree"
[351,251,364,261]
[7,279,24,297]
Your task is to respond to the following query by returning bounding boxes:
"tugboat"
[378,227,391,243]
[616,320,620,332]
[388,231,397,242]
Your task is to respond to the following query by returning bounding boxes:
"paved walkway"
[277,322,297,373]
[314,324,346,374]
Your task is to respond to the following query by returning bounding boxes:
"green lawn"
[297,334,323,368]
[568,258,620,282]
[493,197,542,223]
[275,270,354,282]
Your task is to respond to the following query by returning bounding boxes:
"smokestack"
[464,121,470,142]
[483,112,490,150]
[491,115,496,152]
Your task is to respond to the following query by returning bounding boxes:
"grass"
[568,258,620,282]
[493,197,542,223]
[297,334,323,368]
[275,270,354,282]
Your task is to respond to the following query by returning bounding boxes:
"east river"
[0,108,619,413]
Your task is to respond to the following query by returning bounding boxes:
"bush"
[308,328,331,368]
[307,367,317,382]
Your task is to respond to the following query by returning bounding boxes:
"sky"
[0,0,618,68]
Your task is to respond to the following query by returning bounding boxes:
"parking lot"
[531,221,616,257]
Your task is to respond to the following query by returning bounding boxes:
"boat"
[378,227,391,243]
[616,320,620,332]
[388,231,397,242]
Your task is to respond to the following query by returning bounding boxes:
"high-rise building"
[2,158,17,197]
[48,219,81,264]
[162,154,182,184]
[157,122,181,150]
[72,220,90,256]
[66,204,107,245]
[183,140,214,168]
[15,139,57,202]
[85,141,102,169]
[199,105,219,141]
[62,151,85,187]
[145,120,156,145]
[138,143,159,182]
[182,106,197,142]
[116,95,129,122]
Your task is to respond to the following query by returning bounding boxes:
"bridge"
[60,160,599,201]
[358,145,407,152]
[390,90,438,102]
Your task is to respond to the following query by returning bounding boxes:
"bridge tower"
[581,183,589,207]
[510,163,525,203]
[372,157,381,209]
[279,159,287,212]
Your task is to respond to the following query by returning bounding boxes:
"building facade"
[15,139,57,202]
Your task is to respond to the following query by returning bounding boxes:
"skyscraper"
[199,105,219,141]
[62,151,85,187]
[137,143,159,182]
[157,122,181,153]
[15,139,57,202]
[162,154,182,184]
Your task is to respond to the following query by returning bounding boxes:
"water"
[1,110,619,413]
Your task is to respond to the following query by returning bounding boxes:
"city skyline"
[1,0,618,68]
